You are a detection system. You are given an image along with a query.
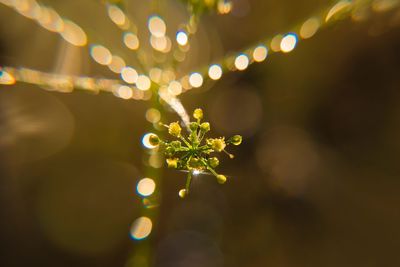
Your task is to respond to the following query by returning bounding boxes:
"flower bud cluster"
[150,108,242,198]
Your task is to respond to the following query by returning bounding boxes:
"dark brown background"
[1,0,400,266]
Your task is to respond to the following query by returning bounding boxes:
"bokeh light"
[115,85,133,100]
[150,35,168,52]
[121,67,138,84]
[253,45,268,62]
[130,217,152,240]
[90,45,112,65]
[137,178,156,197]
[108,55,126,73]
[142,133,158,149]
[234,54,249,70]
[136,75,151,91]
[208,64,223,80]
[300,18,320,39]
[189,73,204,88]
[60,20,87,47]
[145,108,161,123]
[168,81,183,96]
[280,33,298,53]
[271,34,283,52]
[326,0,352,22]
[176,31,188,46]
[107,5,126,27]
[148,15,166,37]
[0,70,16,85]
[124,32,140,50]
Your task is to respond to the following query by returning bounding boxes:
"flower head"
[193,108,203,120]
[168,122,181,137]
[154,108,242,198]
[208,138,226,152]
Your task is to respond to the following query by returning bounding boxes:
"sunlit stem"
[185,171,193,194]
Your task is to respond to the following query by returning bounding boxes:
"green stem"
[185,171,193,195]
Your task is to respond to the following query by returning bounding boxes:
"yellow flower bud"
[217,174,227,184]
[230,135,242,145]
[148,134,160,146]
[193,108,203,120]
[166,158,178,168]
[200,122,210,132]
[178,189,187,198]
[208,157,219,168]
[168,122,181,137]
[210,138,226,152]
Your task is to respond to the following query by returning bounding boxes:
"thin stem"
[185,171,193,194]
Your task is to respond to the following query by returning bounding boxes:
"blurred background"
[1,0,400,266]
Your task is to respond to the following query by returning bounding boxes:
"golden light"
[189,73,203,88]
[142,133,158,149]
[218,1,233,14]
[121,67,138,84]
[161,69,176,83]
[300,18,320,39]
[149,153,163,168]
[176,31,188,46]
[326,0,352,22]
[253,45,268,62]
[123,32,140,50]
[280,33,298,53]
[107,5,126,26]
[149,68,162,82]
[150,35,168,52]
[148,15,166,37]
[145,108,161,123]
[60,20,87,47]
[130,217,152,240]
[132,89,144,100]
[14,0,40,19]
[180,75,192,90]
[136,75,151,91]
[208,64,223,80]
[0,0,13,7]
[90,45,112,65]
[0,70,16,85]
[168,81,182,96]
[372,0,398,12]
[137,178,156,197]
[108,55,126,73]
[271,34,283,52]
[37,7,64,33]
[115,85,133,99]
[234,54,249,71]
